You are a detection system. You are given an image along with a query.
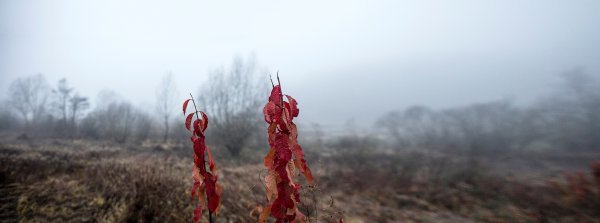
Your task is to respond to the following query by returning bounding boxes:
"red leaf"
[205,178,220,213]
[274,134,291,161]
[283,101,292,123]
[185,113,195,131]
[206,146,215,172]
[193,119,204,137]
[292,144,313,183]
[285,95,299,117]
[267,124,277,146]
[185,107,222,218]
[269,85,282,105]
[183,99,191,115]
[263,101,280,124]
[201,111,209,131]
[193,204,203,222]
[271,197,286,219]
[193,138,206,173]
[264,148,275,169]
[261,80,318,222]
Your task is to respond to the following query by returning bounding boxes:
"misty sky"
[1,0,600,128]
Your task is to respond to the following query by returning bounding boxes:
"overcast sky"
[1,0,600,128]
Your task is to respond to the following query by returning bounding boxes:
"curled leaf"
[265,173,277,201]
[258,204,271,223]
[183,99,191,115]
[285,95,299,117]
[185,113,195,131]
[264,101,283,125]
[206,146,216,172]
[264,148,275,169]
[201,111,209,131]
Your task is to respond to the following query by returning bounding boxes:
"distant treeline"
[0,56,268,157]
[1,66,599,155]
[373,69,600,153]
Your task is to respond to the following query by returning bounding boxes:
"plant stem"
[189,93,214,223]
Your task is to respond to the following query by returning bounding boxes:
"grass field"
[0,137,598,223]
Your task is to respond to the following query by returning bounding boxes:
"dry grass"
[0,139,598,223]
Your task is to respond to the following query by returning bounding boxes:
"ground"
[0,137,598,223]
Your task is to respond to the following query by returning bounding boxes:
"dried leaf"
[265,173,277,201]
[258,204,271,223]
[264,148,275,169]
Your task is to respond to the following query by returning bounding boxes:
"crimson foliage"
[259,84,314,223]
[183,98,222,223]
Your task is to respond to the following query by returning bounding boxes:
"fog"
[2,0,600,128]
[2,1,600,222]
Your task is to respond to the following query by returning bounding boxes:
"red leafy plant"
[258,78,315,223]
[183,95,222,223]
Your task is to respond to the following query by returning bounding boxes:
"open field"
[2,1,600,223]
[1,137,598,223]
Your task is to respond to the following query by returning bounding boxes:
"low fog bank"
[0,58,599,159]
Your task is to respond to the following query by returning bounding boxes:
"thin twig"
[276,71,280,87]
[276,72,285,111]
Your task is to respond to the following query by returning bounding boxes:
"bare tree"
[7,74,50,132]
[377,101,532,154]
[198,55,267,156]
[89,101,136,143]
[134,110,154,142]
[156,72,177,143]
[442,100,520,155]
[52,78,74,124]
[50,78,74,137]
[69,94,90,130]
[80,90,132,141]
[377,106,444,150]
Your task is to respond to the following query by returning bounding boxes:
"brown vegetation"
[0,137,598,222]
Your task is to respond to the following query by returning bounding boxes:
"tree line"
[376,69,600,153]
[1,65,598,155]
[0,56,267,157]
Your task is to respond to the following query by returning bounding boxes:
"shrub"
[257,79,315,222]
[183,96,222,223]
